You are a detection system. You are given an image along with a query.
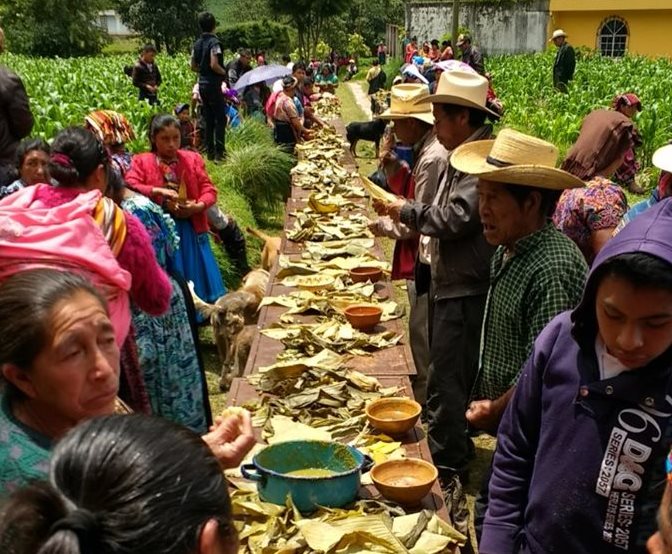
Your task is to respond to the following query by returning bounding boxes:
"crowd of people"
[0,16,263,518]
[124,14,349,159]
[366,47,672,550]
[2,14,672,554]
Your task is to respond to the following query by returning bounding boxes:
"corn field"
[489,51,672,186]
[5,50,672,186]
[4,53,196,152]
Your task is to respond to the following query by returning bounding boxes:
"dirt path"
[345,81,372,119]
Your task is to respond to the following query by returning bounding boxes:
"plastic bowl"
[371,458,438,506]
[344,304,383,330]
[365,397,422,436]
[349,266,383,283]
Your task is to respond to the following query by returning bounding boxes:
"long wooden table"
[227,377,445,514]
[228,120,449,523]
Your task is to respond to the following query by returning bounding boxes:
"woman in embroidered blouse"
[108,171,209,433]
[272,76,312,151]
[125,114,226,305]
[553,109,632,264]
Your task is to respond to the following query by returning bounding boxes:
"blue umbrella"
[233,64,292,91]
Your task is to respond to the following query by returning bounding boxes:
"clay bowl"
[349,266,383,284]
[365,397,422,436]
[371,458,438,506]
[344,304,383,330]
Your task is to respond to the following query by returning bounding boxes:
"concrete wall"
[405,0,551,55]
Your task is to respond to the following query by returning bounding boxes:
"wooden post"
[452,0,460,43]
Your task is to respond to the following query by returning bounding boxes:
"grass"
[199,122,286,416]
[337,82,379,178]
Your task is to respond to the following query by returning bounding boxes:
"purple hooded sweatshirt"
[481,198,672,554]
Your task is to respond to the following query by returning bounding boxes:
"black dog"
[346,118,387,159]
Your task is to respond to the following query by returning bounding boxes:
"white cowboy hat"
[415,70,499,117]
[549,29,568,41]
[451,128,585,190]
[379,84,434,125]
[653,144,672,174]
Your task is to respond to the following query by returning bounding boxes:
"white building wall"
[406,0,550,55]
[98,10,133,37]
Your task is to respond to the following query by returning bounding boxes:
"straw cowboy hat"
[456,34,471,47]
[415,70,499,118]
[379,84,434,125]
[550,29,568,41]
[451,128,585,190]
[653,144,672,173]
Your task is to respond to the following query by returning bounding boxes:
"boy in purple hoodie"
[481,197,672,553]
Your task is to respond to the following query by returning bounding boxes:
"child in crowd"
[243,83,264,118]
[125,114,249,281]
[224,89,242,129]
[481,198,672,553]
[132,44,161,105]
[344,59,358,81]
[175,103,196,149]
[191,83,241,132]
[125,114,225,305]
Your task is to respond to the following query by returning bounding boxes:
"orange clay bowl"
[349,266,383,284]
[365,397,422,436]
[371,458,438,506]
[344,304,383,330]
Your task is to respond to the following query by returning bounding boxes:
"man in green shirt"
[450,128,589,434]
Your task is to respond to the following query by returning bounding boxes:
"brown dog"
[190,269,270,390]
[247,227,282,272]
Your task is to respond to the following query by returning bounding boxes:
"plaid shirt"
[474,223,588,400]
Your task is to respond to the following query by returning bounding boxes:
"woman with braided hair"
[0,413,238,554]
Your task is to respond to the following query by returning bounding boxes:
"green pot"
[241,440,371,513]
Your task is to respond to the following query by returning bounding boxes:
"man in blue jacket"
[191,12,228,162]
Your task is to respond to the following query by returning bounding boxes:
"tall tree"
[267,0,350,60]
[115,0,204,55]
[322,0,404,55]
[0,0,108,57]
